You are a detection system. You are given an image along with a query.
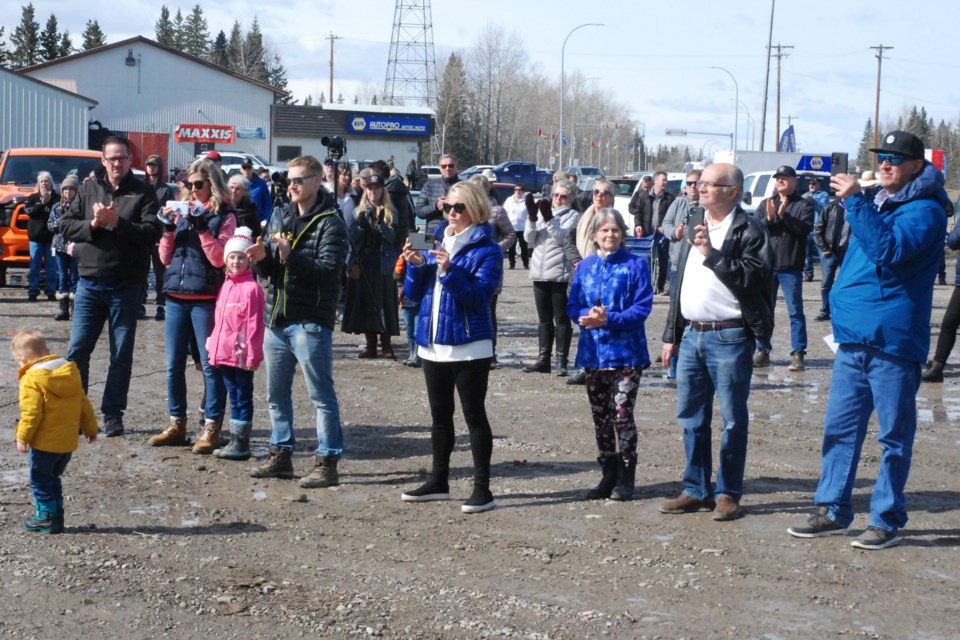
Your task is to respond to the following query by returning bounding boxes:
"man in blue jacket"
[788,131,950,550]
[240,160,272,225]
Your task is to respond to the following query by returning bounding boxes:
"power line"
[870,44,893,172]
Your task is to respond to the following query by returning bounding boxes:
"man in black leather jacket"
[659,162,773,522]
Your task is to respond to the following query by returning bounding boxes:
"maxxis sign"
[175,124,236,144]
[348,115,429,136]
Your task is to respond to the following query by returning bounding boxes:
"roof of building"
[0,66,99,106]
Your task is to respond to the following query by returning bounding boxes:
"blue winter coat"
[404,221,503,347]
[567,246,653,369]
[830,161,950,363]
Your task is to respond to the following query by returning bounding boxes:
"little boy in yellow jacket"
[13,330,98,534]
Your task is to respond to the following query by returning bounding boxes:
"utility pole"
[771,43,793,146]
[870,44,893,172]
[759,0,775,151]
[326,32,342,104]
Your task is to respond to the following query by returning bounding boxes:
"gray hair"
[468,174,490,193]
[228,174,250,196]
[589,208,628,250]
[37,171,53,185]
[554,179,576,196]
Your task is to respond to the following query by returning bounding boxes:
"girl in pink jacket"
[206,227,266,461]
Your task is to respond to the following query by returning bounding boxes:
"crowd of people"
[12,132,954,551]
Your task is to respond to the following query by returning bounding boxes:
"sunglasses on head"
[877,153,907,166]
[184,180,207,190]
[442,202,467,214]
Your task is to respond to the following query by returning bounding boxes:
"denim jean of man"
[818,252,843,316]
[264,322,343,458]
[28,241,57,296]
[757,270,806,354]
[676,325,753,501]
[164,297,225,421]
[814,344,920,534]
[67,278,141,419]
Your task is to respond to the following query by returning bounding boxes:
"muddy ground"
[0,264,957,639]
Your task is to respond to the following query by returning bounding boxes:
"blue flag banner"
[778,125,796,152]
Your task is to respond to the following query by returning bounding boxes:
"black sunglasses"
[442,202,467,214]
[184,180,207,190]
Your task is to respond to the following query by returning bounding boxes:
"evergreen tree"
[155,6,176,47]
[0,26,8,68]
[319,92,325,104]
[208,30,228,66]
[38,14,60,62]
[856,118,874,173]
[10,3,41,68]
[434,53,480,166]
[336,92,344,104]
[182,5,209,57]
[81,20,106,50]
[58,30,72,57]
[267,53,296,104]
[226,21,243,71]
[242,18,267,82]
[171,9,186,51]
[304,95,313,107]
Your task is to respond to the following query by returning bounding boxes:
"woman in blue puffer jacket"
[400,181,503,515]
[567,208,653,502]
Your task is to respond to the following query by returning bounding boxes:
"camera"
[321,135,347,160]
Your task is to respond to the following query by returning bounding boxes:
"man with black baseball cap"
[788,130,951,550]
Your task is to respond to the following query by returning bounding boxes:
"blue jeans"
[67,278,141,418]
[676,325,753,500]
[28,241,57,296]
[55,253,79,294]
[164,297,225,421]
[803,234,818,277]
[29,449,72,502]
[221,365,254,423]
[758,270,806,354]
[819,252,842,315]
[264,322,343,458]
[814,345,919,534]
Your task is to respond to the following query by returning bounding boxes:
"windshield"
[252,154,270,165]
[1,154,101,186]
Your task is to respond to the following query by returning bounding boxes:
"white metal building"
[0,67,97,150]
[23,36,283,172]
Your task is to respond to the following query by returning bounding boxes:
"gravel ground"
[0,264,957,639]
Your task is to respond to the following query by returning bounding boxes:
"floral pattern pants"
[585,367,641,464]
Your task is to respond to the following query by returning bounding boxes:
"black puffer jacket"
[24,191,58,243]
[755,192,813,271]
[663,208,774,344]
[254,190,348,329]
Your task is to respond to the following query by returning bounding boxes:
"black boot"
[610,458,637,501]
[555,320,572,376]
[555,356,569,377]
[54,296,70,321]
[523,323,553,373]
[922,361,945,383]
[585,456,619,500]
[249,446,294,479]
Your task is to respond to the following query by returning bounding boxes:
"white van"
[741,170,830,214]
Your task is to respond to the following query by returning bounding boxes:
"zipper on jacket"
[279,209,328,320]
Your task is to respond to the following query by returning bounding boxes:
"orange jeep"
[0,148,102,286]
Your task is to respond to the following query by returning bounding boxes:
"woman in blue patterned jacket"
[567,208,653,501]
[400,181,503,514]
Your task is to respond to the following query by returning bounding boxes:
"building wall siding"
[0,71,92,149]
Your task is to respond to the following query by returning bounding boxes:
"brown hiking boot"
[298,455,340,488]
[787,351,805,372]
[659,493,717,514]
[249,447,294,479]
[192,419,222,455]
[148,417,188,447]
[712,495,743,521]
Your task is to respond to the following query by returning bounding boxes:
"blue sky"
[36,0,960,158]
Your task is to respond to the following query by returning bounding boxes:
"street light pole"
[732,99,753,150]
[560,23,603,169]
[571,76,601,166]
[709,66,738,151]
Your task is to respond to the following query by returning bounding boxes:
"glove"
[191,214,210,233]
[157,209,177,231]
[525,193,538,222]
[538,198,553,222]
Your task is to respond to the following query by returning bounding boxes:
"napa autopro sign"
[348,115,430,136]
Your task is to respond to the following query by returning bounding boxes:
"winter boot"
[922,361,945,383]
[148,416,189,447]
[585,456,620,500]
[249,446,294,479]
[298,455,340,488]
[359,333,378,358]
[192,418,223,454]
[24,498,63,534]
[54,294,70,321]
[610,458,637,501]
[523,323,553,373]
[555,322,572,377]
[555,355,569,377]
[214,420,252,460]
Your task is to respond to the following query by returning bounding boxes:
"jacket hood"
[886,161,952,211]
[300,189,338,219]
[385,174,409,195]
[226,267,256,282]
[18,355,81,398]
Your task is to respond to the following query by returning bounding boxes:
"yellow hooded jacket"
[17,355,98,453]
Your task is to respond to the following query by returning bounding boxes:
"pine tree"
[0,26,8,68]
[267,54,296,104]
[38,14,60,62]
[434,53,480,166]
[319,92,325,104]
[856,118,874,173]
[155,6,175,47]
[226,21,243,71]
[336,93,344,104]
[10,3,41,68]
[208,30,228,66]
[81,20,106,50]
[58,30,72,57]
[304,95,313,107]
[182,5,209,58]
[242,18,267,81]
[171,9,186,51]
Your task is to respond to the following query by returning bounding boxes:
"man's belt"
[686,319,744,331]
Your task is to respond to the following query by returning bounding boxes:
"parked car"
[741,170,830,214]
[421,165,442,180]
[565,165,605,178]
[194,151,284,175]
[457,164,495,181]
[0,148,102,286]
[489,161,553,193]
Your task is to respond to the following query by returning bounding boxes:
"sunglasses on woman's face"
[184,180,207,190]
[442,202,467,214]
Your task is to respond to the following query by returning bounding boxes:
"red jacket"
[205,268,266,370]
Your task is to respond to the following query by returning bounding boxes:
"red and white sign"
[175,124,235,144]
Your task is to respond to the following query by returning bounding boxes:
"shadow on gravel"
[897,529,960,548]
[64,521,269,536]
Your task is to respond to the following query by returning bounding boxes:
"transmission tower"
[383,0,438,108]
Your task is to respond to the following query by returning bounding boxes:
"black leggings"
[933,286,960,363]
[532,280,572,357]
[422,358,493,488]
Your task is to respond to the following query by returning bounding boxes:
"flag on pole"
[778,125,796,152]
[537,128,543,137]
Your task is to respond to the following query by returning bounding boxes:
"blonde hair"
[178,159,230,211]
[357,169,395,226]
[447,181,491,225]
[11,329,49,360]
